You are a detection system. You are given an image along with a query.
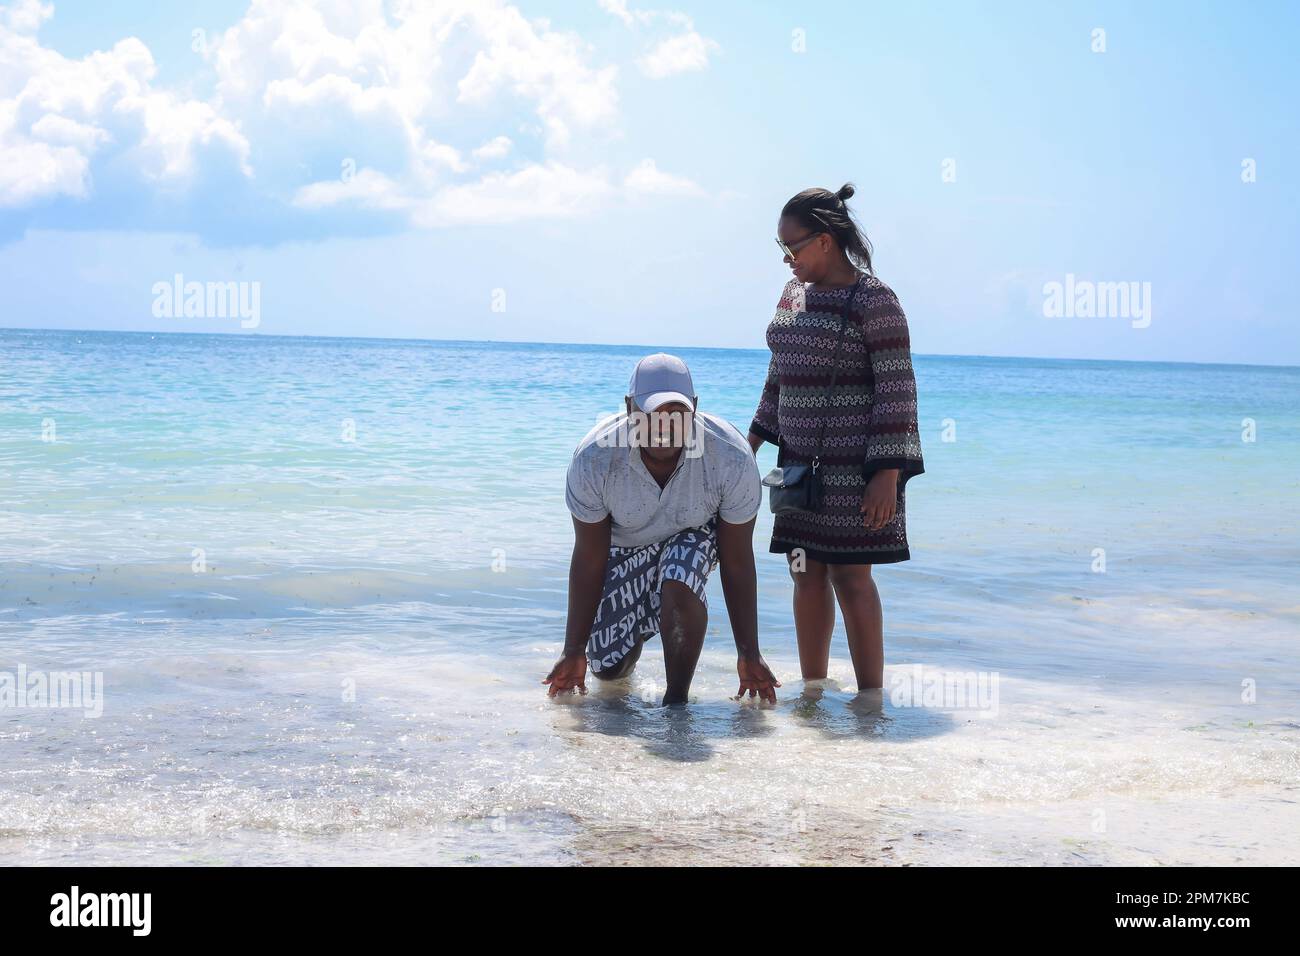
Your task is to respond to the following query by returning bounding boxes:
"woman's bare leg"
[828,564,884,689]
[788,553,835,680]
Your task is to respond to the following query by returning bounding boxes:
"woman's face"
[777,214,833,284]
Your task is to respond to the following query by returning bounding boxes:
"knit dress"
[750,272,924,564]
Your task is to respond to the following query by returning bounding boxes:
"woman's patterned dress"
[750,272,924,564]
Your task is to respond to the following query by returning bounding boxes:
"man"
[543,353,781,706]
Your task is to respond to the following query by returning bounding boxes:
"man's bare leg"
[659,580,707,705]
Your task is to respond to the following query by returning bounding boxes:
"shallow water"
[1,329,1298,865]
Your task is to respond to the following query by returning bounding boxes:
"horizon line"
[2,325,1297,372]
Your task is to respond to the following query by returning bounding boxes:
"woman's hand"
[860,469,900,530]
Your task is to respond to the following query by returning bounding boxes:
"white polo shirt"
[565,411,762,548]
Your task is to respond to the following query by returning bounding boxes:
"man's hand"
[554,515,609,699]
[860,469,899,530]
[543,653,588,697]
[736,653,780,703]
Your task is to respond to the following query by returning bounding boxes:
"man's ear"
[625,396,633,415]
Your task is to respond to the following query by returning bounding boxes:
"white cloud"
[214,0,618,153]
[599,0,691,30]
[293,166,408,211]
[125,91,252,181]
[624,157,702,197]
[598,0,646,28]
[0,4,250,206]
[638,29,719,78]
[413,160,614,226]
[599,0,719,78]
[1,0,709,228]
[1,0,50,33]
[213,0,627,220]
[28,113,109,151]
[455,4,619,149]
[226,0,690,226]
[294,158,622,226]
[472,135,512,161]
[0,137,88,206]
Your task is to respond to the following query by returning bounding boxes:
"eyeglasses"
[775,231,822,260]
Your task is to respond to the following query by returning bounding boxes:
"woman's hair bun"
[835,182,855,203]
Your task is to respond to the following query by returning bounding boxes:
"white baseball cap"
[628,352,696,413]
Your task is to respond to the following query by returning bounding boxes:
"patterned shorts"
[587,521,718,674]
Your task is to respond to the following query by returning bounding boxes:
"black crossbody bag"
[762,275,863,515]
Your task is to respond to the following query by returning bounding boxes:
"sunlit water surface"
[2,330,1297,865]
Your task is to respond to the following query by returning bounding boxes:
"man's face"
[626,397,695,461]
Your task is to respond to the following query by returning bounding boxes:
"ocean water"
[1,328,1298,866]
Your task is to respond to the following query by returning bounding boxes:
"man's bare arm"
[716,516,780,702]
[716,516,760,656]
[543,516,611,696]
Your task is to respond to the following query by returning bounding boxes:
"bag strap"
[811,274,863,471]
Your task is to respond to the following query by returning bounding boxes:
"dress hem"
[768,540,911,566]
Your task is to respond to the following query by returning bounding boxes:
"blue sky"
[1,0,1297,364]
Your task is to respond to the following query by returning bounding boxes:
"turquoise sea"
[2,328,1298,865]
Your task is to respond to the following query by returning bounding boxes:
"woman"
[747,183,924,691]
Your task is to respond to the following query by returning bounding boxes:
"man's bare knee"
[660,578,704,612]
[659,580,705,647]
[590,640,643,679]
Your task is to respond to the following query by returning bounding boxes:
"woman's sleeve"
[749,353,781,445]
[862,286,924,486]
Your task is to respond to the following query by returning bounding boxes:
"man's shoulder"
[571,413,626,465]
[696,412,754,465]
